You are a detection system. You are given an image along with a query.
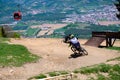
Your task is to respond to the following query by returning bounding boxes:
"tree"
[114,0,120,19]
[0,26,6,37]
[1,27,6,37]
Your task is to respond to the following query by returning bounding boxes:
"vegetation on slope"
[50,23,120,38]
[0,38,39,67]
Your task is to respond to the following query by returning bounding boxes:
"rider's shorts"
[73,42,81,50]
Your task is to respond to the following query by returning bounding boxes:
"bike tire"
[81,47,88,55]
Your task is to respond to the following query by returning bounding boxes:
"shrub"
[13,32,21,38]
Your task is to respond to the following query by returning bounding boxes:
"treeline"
[23,12,67,22]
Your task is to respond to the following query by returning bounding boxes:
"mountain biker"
[64,34,88,55]
[68,34,81,51]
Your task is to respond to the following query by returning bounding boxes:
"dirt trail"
[0,38,120,80]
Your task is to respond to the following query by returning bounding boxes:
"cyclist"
[68,34,81,51]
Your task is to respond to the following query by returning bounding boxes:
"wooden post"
[106,37,108,47]
[108,38,112,47]
[111,38,116,46]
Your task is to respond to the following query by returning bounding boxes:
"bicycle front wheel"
[81,47,88,55]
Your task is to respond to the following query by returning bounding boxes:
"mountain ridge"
[0,0,117,24]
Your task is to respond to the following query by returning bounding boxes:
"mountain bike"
[63,36,88,55]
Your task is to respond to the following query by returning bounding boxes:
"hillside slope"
[0,38,119,80]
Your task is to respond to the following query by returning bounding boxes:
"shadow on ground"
[69,53,83,59]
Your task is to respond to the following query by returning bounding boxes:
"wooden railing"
[92,31,120,39]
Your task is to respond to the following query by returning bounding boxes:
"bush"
[13,32,21,38]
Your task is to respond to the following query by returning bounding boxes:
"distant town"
[62,5,119,24]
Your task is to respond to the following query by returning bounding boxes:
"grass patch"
[73,65,99,74]
[74,63,120,80]
[81,67,99,74]
[107,56,120,62]
[29,71,68,80]
[107,46,120,51]
[109,64,120,80]
[47,71,68,77]
[0,37,10,43]
[99,64,111,73]
[0,43,39,67]
[112,64,120,73]
[28,74,47,80]
[47,71,60,77]
[29,64,120,80]
[73,63,112,74]
[106,46,120,61]
[58,71,68,75]
[96,74,108,80]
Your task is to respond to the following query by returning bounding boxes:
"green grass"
[74,64,112,74]
[29,71,69,79]
[107,56,120,62]
[47,71,60,77]
[108,64,120,80]
[29,63,119,80]
[96,74,107,80]
[0,43,39,67]
[58,71,68,75]
[74,64,120,80]
[25,28,39,36]
[0,37,10,43]
[107,46,120,51]
[106,46,120,61]
[28,74,47,80]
